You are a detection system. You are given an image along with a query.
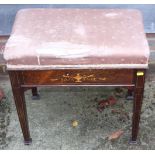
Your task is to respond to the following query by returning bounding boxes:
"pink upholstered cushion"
[4,8,150,70]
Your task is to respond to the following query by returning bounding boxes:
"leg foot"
[32,94,40,100]
[24,138,32,145]
[126,94,134,100]
[129,139,138,145]
[31,87,40,100]
[126,87,134,100]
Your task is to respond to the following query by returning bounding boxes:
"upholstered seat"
[4,8,150,70]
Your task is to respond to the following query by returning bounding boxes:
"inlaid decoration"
[50,73,107,83]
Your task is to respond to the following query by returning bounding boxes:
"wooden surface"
[9,71,32,144]
[8,68,146,144]
[131,69,146,142]
[20,69,134,86]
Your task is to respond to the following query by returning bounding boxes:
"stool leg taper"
[9,71,32,145]
[130,69,146,144]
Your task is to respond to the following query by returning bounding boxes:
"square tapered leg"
[9,71,32,145]
[130,69,146,144]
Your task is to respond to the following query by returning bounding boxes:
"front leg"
[9,71,32,145]
[130,69,146,144]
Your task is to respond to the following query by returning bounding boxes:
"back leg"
[126,87,134,100]
[31,87,40,100]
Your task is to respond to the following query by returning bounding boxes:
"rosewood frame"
[8,68,146,145]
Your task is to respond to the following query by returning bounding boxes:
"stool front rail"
[8,68,146,145]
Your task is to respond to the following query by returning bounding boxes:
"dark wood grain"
[130,69,146,143]
[8,68,146,144]
[8,71,32,145]
[21,69,134,86]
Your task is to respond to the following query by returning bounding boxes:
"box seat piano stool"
[4,9,150,145]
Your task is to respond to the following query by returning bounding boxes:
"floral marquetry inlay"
[56,73,107,83]
[22,69,134,85]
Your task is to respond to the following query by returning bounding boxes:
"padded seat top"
[4,8,150,70]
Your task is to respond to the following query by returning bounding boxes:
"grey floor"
[0,74,155,150]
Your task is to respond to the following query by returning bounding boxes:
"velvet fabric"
[4,9,150,70]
